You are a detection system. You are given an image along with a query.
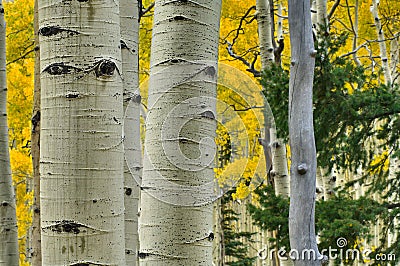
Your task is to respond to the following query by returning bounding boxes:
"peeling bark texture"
[288,0,321,264]
[256,0,274,67]
[0,1,19,265]
[31,0,42,265]
[371,0,392,86]
[139,0,221,265]
[120,0,141,264]
[38,1,125,265]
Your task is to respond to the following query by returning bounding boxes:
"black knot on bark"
[208,232,214,241]
[120,40,128,49]
[125,187,132,196]
[169,15,188,22]
[1,201,9,207]
[204,66,216,77]
[297,163,308,175]
[95,59,116,77]
[138,252,150,259]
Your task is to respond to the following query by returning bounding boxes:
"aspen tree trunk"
[0,2,19,265]
[120,0,141,264]
[371,0,392,85]
[31,1,42,265]
[388,36,399,247]
[288,0,321,264]
[257,0,274,65]
[138,0,221,265]
[38,1,125,265]
[256,2,292,264]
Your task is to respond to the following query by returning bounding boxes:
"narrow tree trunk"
[138,0,221,265]
[120,0,141,264]
[31,1,42,265]
[257,0,274,66]
[38,1,126,265]
[288,0,321,264]
[371,0,392,85]
[0,2,19,265]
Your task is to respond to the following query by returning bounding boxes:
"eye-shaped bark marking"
[169,15,189,22]
[38,26,79,37]
[200,110,215,120]
[94,59,117,78]
[47,220,88,234]
[43,63,82,75]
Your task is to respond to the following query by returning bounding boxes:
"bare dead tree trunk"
[288,0,321,264]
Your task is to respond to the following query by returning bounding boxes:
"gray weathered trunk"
[120,0,141,264]
[0,1,19,265]
[138,0,221,265]
[38,1,126,265]
[288,0,321,264]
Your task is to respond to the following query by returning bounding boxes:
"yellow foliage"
[4,0,35,264]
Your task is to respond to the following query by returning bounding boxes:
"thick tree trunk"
[38,1,126,265]
[0,1,19,265]
[138,0,221,265]
[120,0,141,264]
[288,0,321,265]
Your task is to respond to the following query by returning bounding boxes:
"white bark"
[38,1,125,265]
[321,167,336,200]
[138,0,221,265]
[270,128,290,198]
[390,38,399,83]
[257,0,274,66]
[352,0,362,66]
[288,0,321,264]
[277,1,283,41]
[315,168,324,201]
[316,0,327,30]
[120,0,141,264]
[0,2,19,265]
[371,0,393,85]
[388,35,399,248]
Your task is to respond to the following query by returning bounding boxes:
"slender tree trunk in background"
[38,1,125,265]
[0,2,19,265]
[31,0,42,265]
[257,2,291,264]
[120,0,141,264]
[288,0,321,264]
[388,34,399,248]
[138,0,221,265]
[257,0,274,65]
[371,0,392,85]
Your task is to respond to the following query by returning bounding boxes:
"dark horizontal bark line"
[38,26,80,37]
